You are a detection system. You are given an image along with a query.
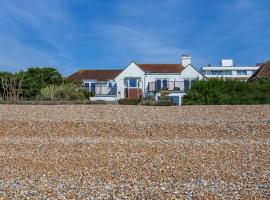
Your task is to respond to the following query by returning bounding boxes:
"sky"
[0,0,270,76]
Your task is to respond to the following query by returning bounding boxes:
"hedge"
[182,79,270,105]
[118,98,142,105]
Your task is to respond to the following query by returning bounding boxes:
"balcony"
[84,84,117,96]
[147,80,194,93]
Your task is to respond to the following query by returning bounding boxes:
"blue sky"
[0,0,270,75]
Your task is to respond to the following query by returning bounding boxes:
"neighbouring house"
[67,69,122,101]
[114,55,205,105]
[202,59,259,80]
[248,61,270,81]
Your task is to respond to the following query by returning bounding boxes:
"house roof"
[67,70,123,81]
[136,64,185,73]
[249,61,270,81]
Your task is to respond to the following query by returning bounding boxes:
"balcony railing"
[147,80,195,93]
[84,85,117,96]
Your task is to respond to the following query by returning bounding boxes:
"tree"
[0,72,22,101]
[18,67,63,100]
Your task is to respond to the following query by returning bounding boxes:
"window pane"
[129,79,137,87]
[162,80,168,89]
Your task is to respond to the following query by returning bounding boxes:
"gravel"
[0,105,269,199]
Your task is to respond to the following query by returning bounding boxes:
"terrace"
[84,82,117,96]
[147,80,195,93]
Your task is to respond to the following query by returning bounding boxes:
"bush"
[182,79,270,105]
[118,98,142,105]
[38,83,86,101]
[18,67,63,100]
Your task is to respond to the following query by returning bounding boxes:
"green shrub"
[118,98,142,105]
[38,83,86,101]
[182,79,270,105]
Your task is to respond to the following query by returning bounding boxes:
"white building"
[202,59,259,80]
[115,55,204,105]
[67,55,205,105]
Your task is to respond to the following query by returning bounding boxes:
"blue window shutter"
[91,83,96,92]
[156,80,161,91]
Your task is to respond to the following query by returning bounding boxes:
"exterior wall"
[115,63,145,99]
[90,96,118,101]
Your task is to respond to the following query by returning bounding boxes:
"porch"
[84,82,117,96]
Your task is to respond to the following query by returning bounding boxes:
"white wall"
[90,96,117,101]
[181,65,204,79]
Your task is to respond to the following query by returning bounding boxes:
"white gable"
[181,64,204,79]
[115,62,144,80]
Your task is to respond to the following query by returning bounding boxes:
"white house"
[202,59,259,80]
[67,55,205,105]
[114,55,205,105]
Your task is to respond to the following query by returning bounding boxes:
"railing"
[84,85,117,96]
[147,80,195,93]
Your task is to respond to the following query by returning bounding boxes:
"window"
[124,78,138,88]
[129,79,137,87]
[162,80,168,89]
[211,70,222,75]
[184,79,190,92]
[124,79,129,87]
[84,83,90,91]
[155,79,168,91]
[91,82,96,92]
[237,70,247,75]
[223,70,232,75]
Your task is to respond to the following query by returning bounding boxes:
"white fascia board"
[145,73,182,75]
